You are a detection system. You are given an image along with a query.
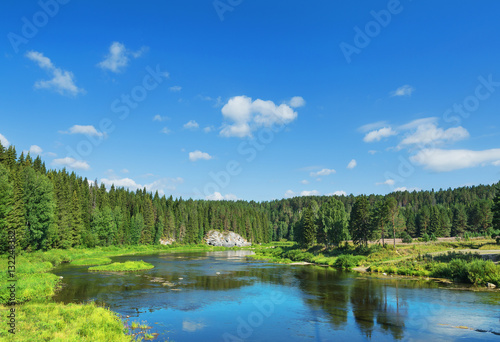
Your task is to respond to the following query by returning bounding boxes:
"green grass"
[88,261,154,272]
[0,302,131,341]
[70,257,112,266]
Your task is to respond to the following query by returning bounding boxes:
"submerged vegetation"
[89,261,154,272]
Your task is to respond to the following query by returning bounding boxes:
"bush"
[401,233,413,244]
[420,233,430,242]
[334,254,365,269]
[430,234,438,242]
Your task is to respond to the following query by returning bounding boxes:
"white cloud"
[347,159,357,169]
[97,42,146,73]
[26,51,84,96]
[101,176,183,196]
[220,95,298,138]
[161,127,172,134]
[363,127,397,142]
[310,168,336,177]
[203,126,213,133]
[398,117,437,130]
[410,148,500,172]
[183,120,199,130]
[289,96,306,108]
[169,86,182,92]
[121,169,129,173]
[376,179,395,186]
[390,85,415,97]
[53,157,90,170]
[284,190,296,198]
[0,133,10,147]
[182,320,206,333]
[359,121,389,133]
[153,115,169,122]
[29,145,43,155]
[300,190,320,196]
[300,180,309,185]
[199,95,224,108]
[368,150,377,155]
[46,152,57,157]
[394,187,421,192]
[189,150,212,162]
[328,190,347,196]
[398,123,469,149]
[205,192,238,201]
[61,125,104,137]
[493,160,500,166]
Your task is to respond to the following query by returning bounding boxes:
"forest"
[0,141,499,253]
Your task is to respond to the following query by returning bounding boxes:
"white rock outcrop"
[204,230,251,247]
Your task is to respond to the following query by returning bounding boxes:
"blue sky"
[1,0,500,201]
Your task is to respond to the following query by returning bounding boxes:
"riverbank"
[249,239,500,289]
[0,244,243,341]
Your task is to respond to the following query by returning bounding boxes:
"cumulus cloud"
[289,96,306,108]
[310,168,336,177]
[358,121,389,133]
[347,159,357,169]
[29,145,43,155]
[60,125,105,137]
[219,95,299,138]
[169,86,182,92]
[0,133,10,147]
[97,42,147,73]
[189,150,212,162]
[398,122,469,149]
[203,126,213,133]
[100,176,183,196]
[183,120,199,130]
[205,192,238,201]
[300,180,309,185]
[328,190,347,196]
[390,85,415,97]
[376,179,395,186]
[161,127,172,134]
[410,148,500,172]
[300,190,320,196]
[363,127,397,142]
[53,157,90,170]
[26,51,84,96]
[394,187,421,192]
[121,169,129,173]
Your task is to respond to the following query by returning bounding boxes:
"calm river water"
[52,250,500,341]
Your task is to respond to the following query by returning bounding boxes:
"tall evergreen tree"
[349,196,373,247]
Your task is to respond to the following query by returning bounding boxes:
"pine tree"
[492,185,500,231]
[300,206,316,247]
[0,164,13,252]
[349,196,373,247]
[452,204,468,237]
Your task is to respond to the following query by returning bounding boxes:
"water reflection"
[51,251,500,342]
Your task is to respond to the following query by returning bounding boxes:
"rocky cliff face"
[204,230,251,247]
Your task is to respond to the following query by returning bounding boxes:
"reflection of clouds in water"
[182,320,207,332]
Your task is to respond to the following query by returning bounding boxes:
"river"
[51,250,500,341]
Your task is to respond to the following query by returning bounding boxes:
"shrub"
[421,233,430,242]
[334,254,365,269]
[401,233,413,244]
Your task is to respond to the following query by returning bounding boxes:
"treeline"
[0,142,499,253]
[0,143,271,252]
[266,183,500,246]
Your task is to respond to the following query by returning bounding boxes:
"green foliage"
[0,302,131,341]
[88,260,154,272]
[401,232,413,244]
[333,254,365,269]
[349,196,374,247]
[71,257,112,266]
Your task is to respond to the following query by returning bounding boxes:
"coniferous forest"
[0,141,499,253]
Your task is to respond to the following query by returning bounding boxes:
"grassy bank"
[250,239,500,287]
[0,244,241,341]
[89,261,154,272]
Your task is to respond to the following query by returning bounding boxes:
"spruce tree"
[349,196,372,247]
